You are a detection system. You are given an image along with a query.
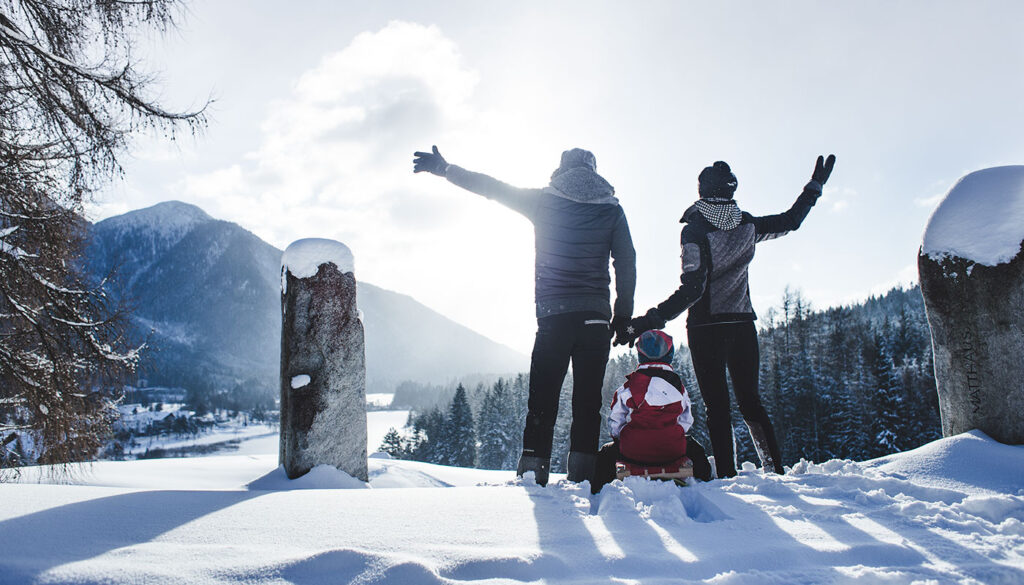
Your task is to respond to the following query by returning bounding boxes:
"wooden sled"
[615,457,694,483]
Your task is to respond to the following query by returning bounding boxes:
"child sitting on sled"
[592,329,713,493]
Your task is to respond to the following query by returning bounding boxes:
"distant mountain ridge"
[86,201,527,395]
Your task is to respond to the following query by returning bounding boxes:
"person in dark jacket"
[413,145,636,486]
[616,155,836,478]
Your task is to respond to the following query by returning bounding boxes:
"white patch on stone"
[923,166,1024,266]
[291,375,311,389]
[282,238,355,278]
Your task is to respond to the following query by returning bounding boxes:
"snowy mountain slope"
[86,201,528,392]
[2,430,1021,584]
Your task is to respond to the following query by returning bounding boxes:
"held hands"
[810,154,837,186]
[611,316,631,346]
[612,309,666,347]
[413,145,448,177]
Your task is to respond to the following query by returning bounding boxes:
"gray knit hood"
[543,148,618,205]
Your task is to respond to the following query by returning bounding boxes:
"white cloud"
[181,21,480,233]
[171,21,539,352]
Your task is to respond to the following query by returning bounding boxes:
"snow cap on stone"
[922,166,1024,266]
[282,238,355,278]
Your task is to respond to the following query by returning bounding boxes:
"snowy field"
[1,429,1022,584]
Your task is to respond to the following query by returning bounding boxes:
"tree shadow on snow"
[0,489,265,584]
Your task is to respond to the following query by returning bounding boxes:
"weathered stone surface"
[280,240,367,480]
[919,241,1024,446]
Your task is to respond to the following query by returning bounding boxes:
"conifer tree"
[442,384,476,468]
[379,427,406,459]
[503,374,529,469]
[869,324,904,457]
[549,375,573,472]
[477,379,517,469]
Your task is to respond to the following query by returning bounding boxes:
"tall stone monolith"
[280,238,368,480]
[919,166,1024,445]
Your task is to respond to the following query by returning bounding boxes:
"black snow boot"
[566,451,598,484]
[517,454,550,486]
[685,436,714,482]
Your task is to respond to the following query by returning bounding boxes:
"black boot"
[567,451,598,484]
[591,442,620,494]
[516,454,550,486]
[685,436,714,482]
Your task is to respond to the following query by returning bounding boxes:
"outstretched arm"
[413,145,541,219]
[751,154,836,242]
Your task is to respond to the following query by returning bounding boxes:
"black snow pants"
[687,321,785,477]
[522,311,611,460]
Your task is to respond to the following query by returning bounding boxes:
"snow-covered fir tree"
[476,379,518,469]
[442,384,476,468]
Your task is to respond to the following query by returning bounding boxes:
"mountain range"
[86,201,527,397]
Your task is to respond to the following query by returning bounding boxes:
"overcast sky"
[94,1,1024,355]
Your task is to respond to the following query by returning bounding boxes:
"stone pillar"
[919,166,1024,445]
[280,239,368,480]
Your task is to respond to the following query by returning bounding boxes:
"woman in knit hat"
[616,155,836,478]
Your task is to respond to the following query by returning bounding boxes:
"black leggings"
[522,311,611,459]
[687,321,783,477]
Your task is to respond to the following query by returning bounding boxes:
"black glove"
[614,309,666,347]
[413,145,448,176]
[611,315,631,346]
[811,154,836,186]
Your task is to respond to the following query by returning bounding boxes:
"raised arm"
[413,145,541,219]
[750,154,836,242]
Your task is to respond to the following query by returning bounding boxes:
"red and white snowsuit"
[608,363,694,464]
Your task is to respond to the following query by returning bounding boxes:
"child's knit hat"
[637,330,674,364]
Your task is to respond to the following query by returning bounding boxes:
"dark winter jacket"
[445,164,636,320]
[653,183,822,327]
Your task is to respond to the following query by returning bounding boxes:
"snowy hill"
[86,201,528,393]
[2,430,1022,584]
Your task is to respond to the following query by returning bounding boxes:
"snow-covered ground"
[2,429,1022,584]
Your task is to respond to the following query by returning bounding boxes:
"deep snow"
[1,430,1022,585]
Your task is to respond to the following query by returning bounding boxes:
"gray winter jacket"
[445,164,636,320]
[652,183,822,327]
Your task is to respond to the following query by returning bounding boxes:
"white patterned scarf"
[695,198,743,230]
